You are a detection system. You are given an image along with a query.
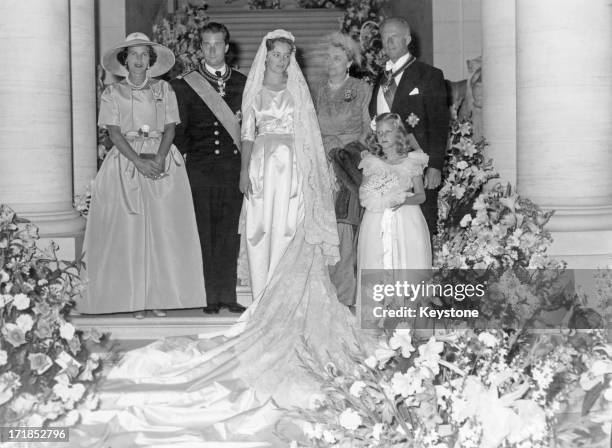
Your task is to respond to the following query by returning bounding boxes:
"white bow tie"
[385,60,395,72]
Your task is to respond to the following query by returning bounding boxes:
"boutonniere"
[235,110,242,123]
[138,124,150,137]
[344,88,356,102]
[370,117,377,132]
[406,113,420,128]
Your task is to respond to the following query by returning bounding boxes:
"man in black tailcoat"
[171,22,247,313]
[369,17,450,238]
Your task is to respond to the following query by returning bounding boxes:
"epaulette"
[176,68,196,80]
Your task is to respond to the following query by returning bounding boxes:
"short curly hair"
[116,45,157,67]
[322,32,362,67]
[366,113,415,157]
[265,36,295,54]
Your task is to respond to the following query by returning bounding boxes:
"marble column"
[481,0,516,186]
[516,0,612,267]
[71,0,97,197]
[0,0,84,238]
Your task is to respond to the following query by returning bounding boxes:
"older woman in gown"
[313,32,372,307]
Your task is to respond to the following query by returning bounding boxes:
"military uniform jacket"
[171,68,247,163]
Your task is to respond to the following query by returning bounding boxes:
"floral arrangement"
[0,205,102,426]
[435,120,555,272]
[289,325,612,448]
[152,4,211,79]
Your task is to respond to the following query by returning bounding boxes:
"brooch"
[406,113,420,128]
[138,124,150,137]
[343,88,356,102]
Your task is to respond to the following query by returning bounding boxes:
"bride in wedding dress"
[72,30,368,447]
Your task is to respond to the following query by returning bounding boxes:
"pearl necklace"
[126,74,149,90]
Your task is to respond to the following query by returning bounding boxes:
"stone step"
[73,287,252,339]
[74,309,238,340]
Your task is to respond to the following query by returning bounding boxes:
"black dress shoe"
[226,303,247,313]
[203,304,220,314]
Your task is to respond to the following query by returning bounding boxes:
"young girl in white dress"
[357,112,432,272]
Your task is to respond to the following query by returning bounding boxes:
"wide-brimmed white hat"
[102,32,175,77]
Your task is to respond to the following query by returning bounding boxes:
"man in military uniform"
[172,22,247,314]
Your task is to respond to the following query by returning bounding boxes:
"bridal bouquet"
[0,205,102,426]
[289,327,612,448]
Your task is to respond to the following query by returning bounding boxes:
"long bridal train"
[72,228,367,447]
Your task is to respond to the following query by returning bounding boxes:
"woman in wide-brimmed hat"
[79,33,205,318]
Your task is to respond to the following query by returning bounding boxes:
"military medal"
[200,64,232,98]
[218,77,226,98]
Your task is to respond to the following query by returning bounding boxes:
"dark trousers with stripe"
[187,159,242,306]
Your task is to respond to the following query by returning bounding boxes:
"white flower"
[391,368,424,397]
[28,353,53,375]
[370,117,377,132]
[53,381,86,404]
[59,322,76,341]
[349,380,366,397]
[477,332,498,348]
[389,329,416,357]
[10,393,36,417]
[373,340,396,366]
[372,423,384,441]
[459,214,472,228]
[16,313,34,332]
[456,160,469,170]
[416,337,445,375]
[302,422,323,439]
[365,356,378,369]
[322,430,336,444]
[452,185,466,199]
[3,323,26,347]
[0,372,20,406]
[13,293,30,310]
[26,413,45,427]
[0,350,7,366]
[338,408,362,430]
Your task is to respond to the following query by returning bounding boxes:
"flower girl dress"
[357,150,432,271]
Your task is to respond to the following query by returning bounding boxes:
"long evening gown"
[70,87,368,447]
[314,77,372,306]
[79,80,205,313]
